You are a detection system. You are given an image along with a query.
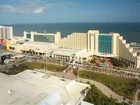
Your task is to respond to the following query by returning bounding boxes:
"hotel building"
[60,30,140,69]
[7,30,140,69]
[0,26,13,39]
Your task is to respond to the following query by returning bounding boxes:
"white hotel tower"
[60,30,140,69]
[0,26,13,39]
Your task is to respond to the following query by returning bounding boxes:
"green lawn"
[21,61,68,72]
[79,70,140,100]
[7,61,68,75]
[84,85,129,105]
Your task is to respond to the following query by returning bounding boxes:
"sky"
[0,0,140,24]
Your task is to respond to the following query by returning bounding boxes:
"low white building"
[0,70,91,105]
[49,48,93,63]
[8,41,58,55]
[7,40,93,63]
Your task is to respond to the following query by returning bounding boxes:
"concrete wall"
[87,30,99,54]
[55,32,61,45]
[112,33,120,57]
[60,33,87,50]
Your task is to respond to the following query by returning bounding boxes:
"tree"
[90,57,96,63]
[101,59,105,63]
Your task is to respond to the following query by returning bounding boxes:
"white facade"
[0,26,13,39]
[49,48,93,63]
[60,33,87,50]
[87,30,99,54]
[23,31,61,45]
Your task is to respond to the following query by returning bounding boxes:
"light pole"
[72,61,79,82]
[63,70,66,79]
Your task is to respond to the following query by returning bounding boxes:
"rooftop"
[76,50,94,58]
[130,42,140,48]
[0,26,12,28]
[99,33,112,36]
[24,31,59,35]
[130,42,140,53]
[12,42,58,53]
[0,70,89,105]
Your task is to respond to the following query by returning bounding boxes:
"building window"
[27,34,31,39]
[34,35,55,43]
[98,34,112,54]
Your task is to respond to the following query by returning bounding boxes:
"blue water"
[4,23,140,43]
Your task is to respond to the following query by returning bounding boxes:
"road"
[67,62,140,80]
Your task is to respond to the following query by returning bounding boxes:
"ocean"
[7,23,140,43]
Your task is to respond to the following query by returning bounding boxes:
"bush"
[138,92,140,101]
[110,58,123,67]
[90,57,96,63]
[101,59,105,63]
[110,58,130,68]
[73,69,78,76]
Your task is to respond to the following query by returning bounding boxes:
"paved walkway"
[79,78,125,103]
[135,90,140,101]
[79,78,140,105]
[134,85,140,102]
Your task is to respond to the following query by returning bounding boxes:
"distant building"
[23,31,61,45]
[7,29,140,69]
[0,26,13,39]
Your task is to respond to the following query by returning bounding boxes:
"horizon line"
[1,21,140,25]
